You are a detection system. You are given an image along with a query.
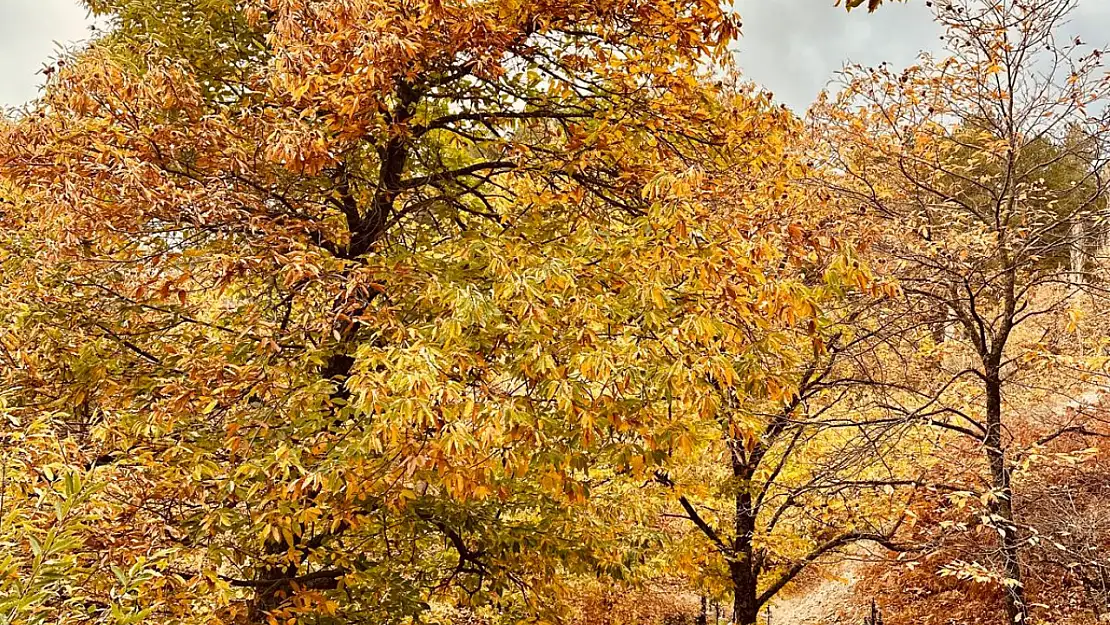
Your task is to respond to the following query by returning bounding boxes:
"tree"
[644,168,918,624]
[0,1,827,623]
[813,0,1110,621]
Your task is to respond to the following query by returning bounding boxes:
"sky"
[735,0,1110,111]
[734,0,941,110]
[0,0,98,110]
[1,1,1110,112]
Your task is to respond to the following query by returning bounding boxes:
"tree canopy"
[4,2,1110,625]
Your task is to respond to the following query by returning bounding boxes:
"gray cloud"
[734,0,942,111]
[734,0,1110,112]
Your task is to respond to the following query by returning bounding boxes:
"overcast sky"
[2,0,1110,112]
[0,0,96,110]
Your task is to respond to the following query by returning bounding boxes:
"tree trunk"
[985,373,1027,624]
[730,451,759,625]
[1071,219,1087,288]
[246,84,417,617]
[730,559,758,625]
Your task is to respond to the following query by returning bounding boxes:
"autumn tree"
[813,0,1110,622]
[0,1,850,624]
[635,93,929,625]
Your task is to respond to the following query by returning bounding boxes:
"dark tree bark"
[730,443,760,625]
[985,367,1027,624]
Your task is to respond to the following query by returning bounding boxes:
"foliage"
[812,0,1110,622]
[8,2,1110,625]
[0,1,850,623]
